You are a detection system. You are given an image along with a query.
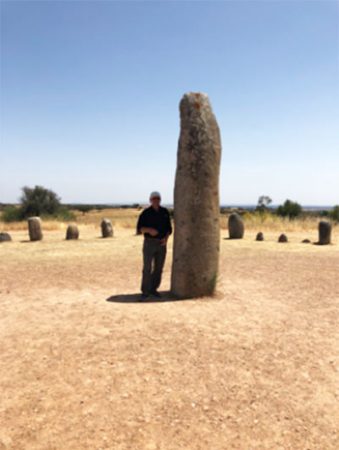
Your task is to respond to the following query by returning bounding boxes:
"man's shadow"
[106,290,186,303]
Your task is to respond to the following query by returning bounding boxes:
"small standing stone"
[101,219,113,238]
[318,221,331,245]
[28,217,43,241]
[0,232,12,242]
[228,213,244,239]
[256,232,264,241]
[278,234,288,243]
[66,224,79,240]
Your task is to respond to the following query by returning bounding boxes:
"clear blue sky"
[1,0,338,206]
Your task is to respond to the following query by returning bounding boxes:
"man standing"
[137,191,172,300]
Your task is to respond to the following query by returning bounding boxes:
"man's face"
[150,196,161,208]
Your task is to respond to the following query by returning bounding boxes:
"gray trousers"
[141,238,167,295]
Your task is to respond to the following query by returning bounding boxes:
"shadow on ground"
[106,290,187,303]
[223,237,243,240]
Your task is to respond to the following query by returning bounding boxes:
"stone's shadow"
[106,290,188,303]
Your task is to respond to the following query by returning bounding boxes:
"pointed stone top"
[179,92,219,140]
[179,92,216,123]
[182,91,209,100]
[180,92,210,110]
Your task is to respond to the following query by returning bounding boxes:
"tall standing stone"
[28,217,43,241]
[318,221,331,245]
[171,93,222,298]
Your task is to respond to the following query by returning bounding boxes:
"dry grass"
[0,208,141,232]
[1,208,336,235]
[0,220,65,232]
[226,211,326,233]
[0,227,338,449]
[72,208,141,228]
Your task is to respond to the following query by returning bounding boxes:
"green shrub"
[329,205,339,223]
[51,207,76,221]
[73,204,94,215]
[1,186,75,222]
[1,204,75,223]
[20,185,61,217]
[1,206,24,222]
[276,199,302,219]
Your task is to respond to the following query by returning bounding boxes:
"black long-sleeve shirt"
[137,206,172,239]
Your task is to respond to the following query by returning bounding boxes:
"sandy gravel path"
[1,228,338,449]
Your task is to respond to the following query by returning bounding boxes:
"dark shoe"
[139,293,149,301]
[151,291,161,298]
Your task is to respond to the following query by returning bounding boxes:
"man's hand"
[160,235,169,246]
[148,228,159,237]
[141,227,158,237]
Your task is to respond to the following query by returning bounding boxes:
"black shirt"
[137,206,172,240]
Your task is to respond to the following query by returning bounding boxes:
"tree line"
[0,186,338,223]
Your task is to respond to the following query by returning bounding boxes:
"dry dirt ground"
[0,227,338,450]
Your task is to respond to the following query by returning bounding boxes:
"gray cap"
[150,191,161,199]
